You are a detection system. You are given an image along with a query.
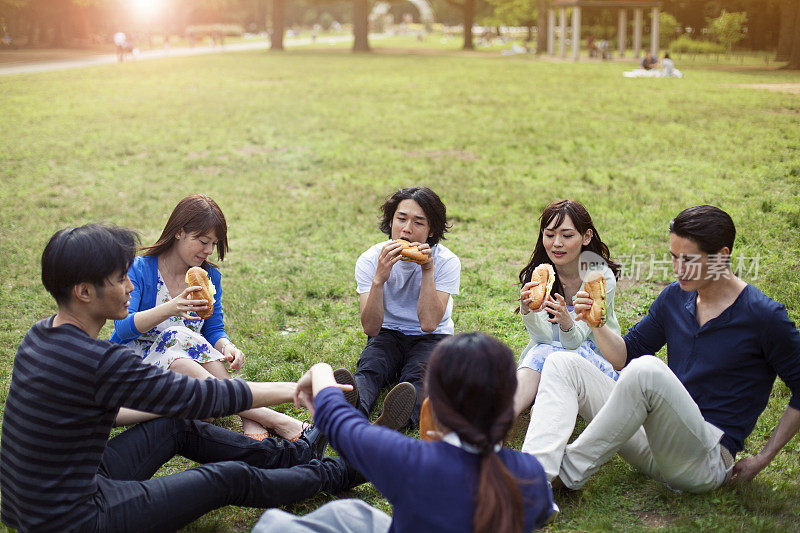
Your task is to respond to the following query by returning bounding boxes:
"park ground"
[1,37,800,532]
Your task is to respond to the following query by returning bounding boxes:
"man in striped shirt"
[0,223,360,532]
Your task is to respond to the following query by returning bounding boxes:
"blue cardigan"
[110,255,229,349]
[315,387,554,532]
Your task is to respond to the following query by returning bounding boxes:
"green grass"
[1,46,800,532]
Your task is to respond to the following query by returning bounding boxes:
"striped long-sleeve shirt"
[0,317,253,532]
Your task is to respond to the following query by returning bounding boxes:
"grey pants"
[252,499,391,533]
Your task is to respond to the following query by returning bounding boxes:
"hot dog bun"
[419,397,437,442]
[583,271,606,328]
[395,239,428,264]
[185,266,215,319]
[528,263,555,310]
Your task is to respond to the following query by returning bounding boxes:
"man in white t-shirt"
[354,187,461,428]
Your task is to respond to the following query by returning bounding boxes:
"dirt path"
[0,34,383,76]
[729,83,800,96]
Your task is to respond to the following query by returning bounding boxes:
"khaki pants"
[522,352,731,493]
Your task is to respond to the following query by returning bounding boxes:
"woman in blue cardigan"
[262,333,555,532]
[111,194,303,440]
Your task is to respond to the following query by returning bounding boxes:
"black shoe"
[374,382,416,431]
[301,424,327,461]
[345,461,367,490]
[333,367,359,408]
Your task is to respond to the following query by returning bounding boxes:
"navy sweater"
[624,282,800,455]
[1,317,253,532]
[315,387,554,532]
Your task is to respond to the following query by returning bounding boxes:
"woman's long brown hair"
[518,199,619,311]
[425,333,524,533]
[141,194,229,266]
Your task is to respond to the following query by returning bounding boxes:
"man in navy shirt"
[522,205,800,493]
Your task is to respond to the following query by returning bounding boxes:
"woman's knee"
[201,360,231,379]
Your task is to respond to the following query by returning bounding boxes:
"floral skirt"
[141,325,225,370]
[518,340,619,381]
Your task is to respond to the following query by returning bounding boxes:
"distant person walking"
[114,31,127,62]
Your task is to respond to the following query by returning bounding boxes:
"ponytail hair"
[425,333,524,533]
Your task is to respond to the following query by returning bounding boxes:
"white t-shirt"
[355,241,461,335]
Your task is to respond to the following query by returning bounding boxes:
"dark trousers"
[354,328,449,427]
[85,418,350,533]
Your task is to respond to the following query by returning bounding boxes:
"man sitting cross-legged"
[354,186,461,429]
[0,223,363,533]
[522,205,800,493]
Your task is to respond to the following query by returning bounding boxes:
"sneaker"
[300,423,327,460]
[333,367,359,408]
[374,382,416,431]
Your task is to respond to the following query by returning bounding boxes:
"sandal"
[289,422,312,442]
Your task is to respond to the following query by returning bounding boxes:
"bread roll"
[185,266,215,319]
[419,397,437,442]
[528,263,555,310]
[583,271,606,328]
[395,239,428,264]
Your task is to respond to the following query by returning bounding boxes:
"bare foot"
[241,418,267,436]
[272,417,305,440]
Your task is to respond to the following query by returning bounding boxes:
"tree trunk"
[787,0,800,69]
[536,0,548,54]
[51,17,64,47]
[527,25,533,42]
[353,0,371,52]
[256,0,269,32]
[462,0,474,50]
[270,0,284,51]
[776,0,797,61]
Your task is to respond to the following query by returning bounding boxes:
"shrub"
[668,34,725,55]
[186,24,244,38]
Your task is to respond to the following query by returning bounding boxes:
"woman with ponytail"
[255,333,555,532]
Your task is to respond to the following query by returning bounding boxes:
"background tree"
[776,0,797,61]
[271,0,285,50]
[352,0,369,51]
[483,0,536,41]
[708,9,747,53]
[536,0,547,54]
[788,0,800,68]
[659,11,680,47]
[445,0,476,49]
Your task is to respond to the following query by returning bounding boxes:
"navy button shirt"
[624,282,800,455]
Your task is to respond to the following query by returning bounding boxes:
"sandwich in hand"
[527,263,555,310]
[185,266,216,319]
[395,239,428,264]
[583,271,607,328]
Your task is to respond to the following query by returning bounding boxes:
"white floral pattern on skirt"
[519,340,619,381]
[129,270,225,370]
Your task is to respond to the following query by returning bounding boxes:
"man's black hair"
[41,223,140,305]
[378,187,451,245]
[669,205,736,255]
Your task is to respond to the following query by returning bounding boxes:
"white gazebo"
[547,0,661,61]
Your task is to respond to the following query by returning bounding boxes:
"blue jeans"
[84,419,351,532]
[355,328,449,427]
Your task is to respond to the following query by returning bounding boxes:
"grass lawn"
[1,44,800,532]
